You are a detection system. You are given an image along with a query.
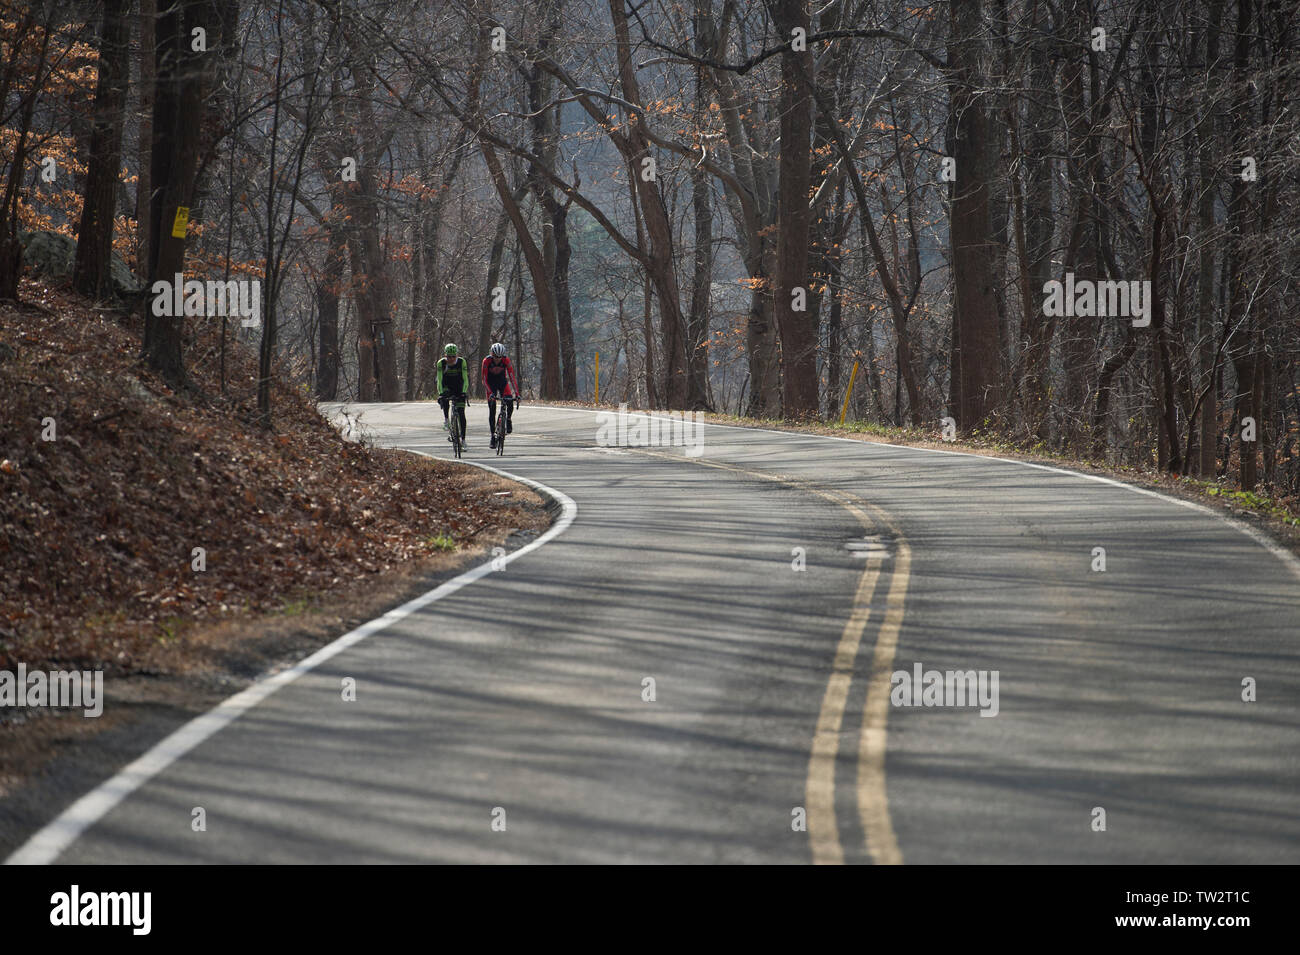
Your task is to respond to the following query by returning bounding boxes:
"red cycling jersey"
[481,355,520,398]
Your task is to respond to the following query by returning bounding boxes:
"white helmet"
[490,342,507,357]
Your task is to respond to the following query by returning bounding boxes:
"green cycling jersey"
[436,356,469,395]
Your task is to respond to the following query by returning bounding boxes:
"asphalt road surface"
[9,403,1300,864]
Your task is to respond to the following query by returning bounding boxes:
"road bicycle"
[443,393,468,458]
[491,392,516,456]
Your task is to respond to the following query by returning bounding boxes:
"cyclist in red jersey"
[482,342,520,449]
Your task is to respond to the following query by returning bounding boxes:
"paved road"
[10,403,1300,863]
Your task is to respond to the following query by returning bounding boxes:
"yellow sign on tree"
[839,359,860,426]
[171,206,189,239]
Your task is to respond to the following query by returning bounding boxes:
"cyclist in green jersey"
[437,343,471,447]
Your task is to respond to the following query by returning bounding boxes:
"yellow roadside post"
[839,358,860,426]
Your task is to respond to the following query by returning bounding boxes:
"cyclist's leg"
[487,396,497,432]
[456,396,468,441]
[505,393,514,432]
[438,395,450,430]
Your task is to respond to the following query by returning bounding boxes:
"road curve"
[9,402,1300,864]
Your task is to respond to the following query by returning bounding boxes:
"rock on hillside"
[18,230,143,299]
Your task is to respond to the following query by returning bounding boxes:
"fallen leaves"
[0,278,543,673]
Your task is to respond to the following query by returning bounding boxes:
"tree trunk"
[144,0,208,388]
[74,0,130,299]
[1194,0,1226,477]
[340,166,399,401]
[134,0,155,285]
[946,0,1003,430]
[771,0,818,419]
[1055,0,1103,448]
[477,208,511,396]
[744,241,781,417]
[643,267,658,409]
[1017,0,1055,437]
[553,196,577,398]
[1226,0,1258,489]
[481,141,561,397]
[1227,0,1258,488]
[0,5,49,300]
[522,5,568,399]
[404,207,422,401]
[314,221,344,401]
[687,161,714,412]
[685,18,715,412]
[1139,25,1182,474]
[608,0,692,407]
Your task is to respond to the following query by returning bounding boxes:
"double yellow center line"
[808,486,910,866]
[639,449,910,864]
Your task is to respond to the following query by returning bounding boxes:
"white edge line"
[4,453,576,865]
[554,404,1300,586]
